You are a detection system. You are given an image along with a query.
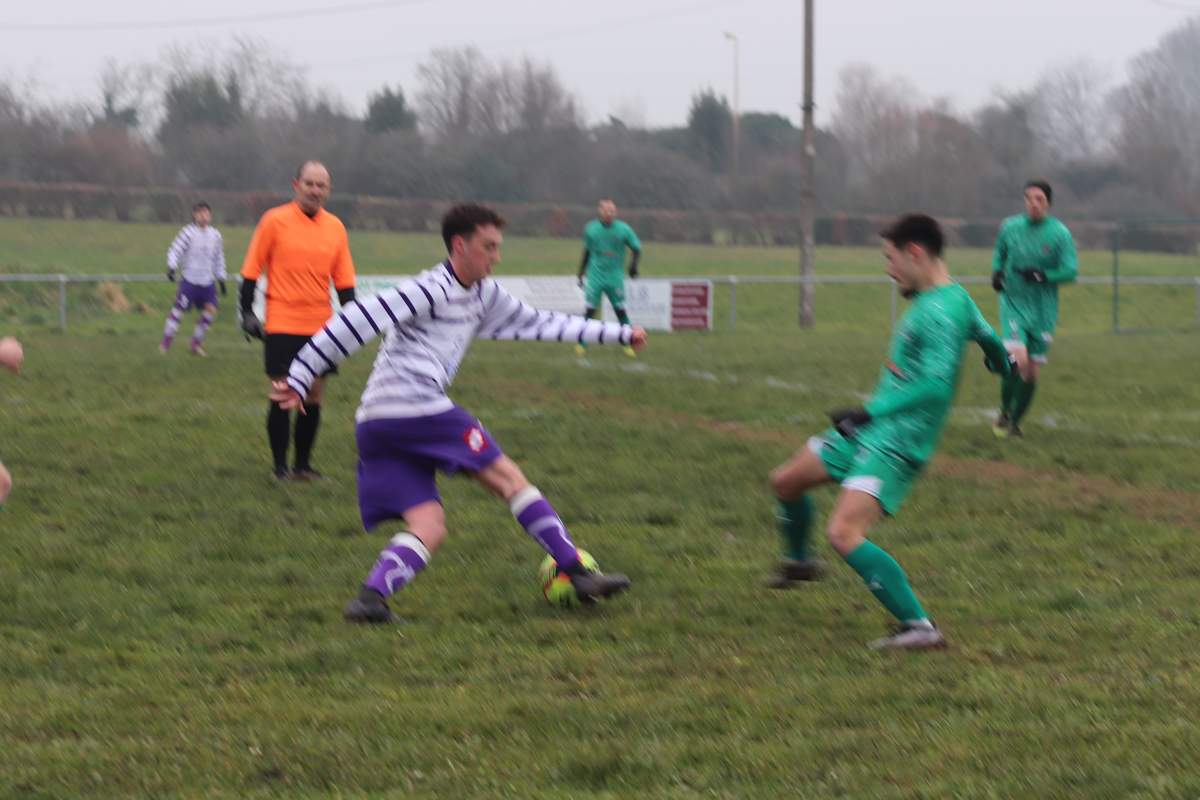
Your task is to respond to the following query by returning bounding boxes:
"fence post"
[1195,277,1200,327]
[1111,228,1121,334]
[58,274,68,330]
[728,277,738,330]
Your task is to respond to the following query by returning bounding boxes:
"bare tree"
[97,59,156,131]
[1112,18,1200,213]
[416,47,490,140]
[416,48,581,140]
[1028,59,1114,163]
[830,64,919,191]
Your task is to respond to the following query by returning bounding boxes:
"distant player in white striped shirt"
[159,202,227,356]
[270,203,647,624]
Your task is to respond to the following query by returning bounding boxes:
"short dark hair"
[441,203,506,252]
[192,201,211,213]
[1024,178,1053,205]
[880,213,944,258]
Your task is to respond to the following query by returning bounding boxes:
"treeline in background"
[2,17,1199,228]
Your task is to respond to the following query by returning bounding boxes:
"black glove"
[1020,269,1047,284]
[167,268,176,283]
[629,265,639,279]
[991,272,1004,292]
[984,352,1019,376]
[829,407,872,438]
[241,313,264,341]
[219,280,227,297]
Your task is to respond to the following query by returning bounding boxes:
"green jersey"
[859,283,1009,466]
[992,214,1077,334]
[583,219,641,279]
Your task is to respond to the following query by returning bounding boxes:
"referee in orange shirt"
[239,160,357,480]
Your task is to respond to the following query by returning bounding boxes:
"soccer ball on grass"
[538,549,600,608]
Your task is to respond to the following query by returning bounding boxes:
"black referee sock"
[267,402,290,470]
[293,404,321,470]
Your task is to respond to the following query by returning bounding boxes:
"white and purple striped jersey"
[286,261,634,421]
[166,224,227,286]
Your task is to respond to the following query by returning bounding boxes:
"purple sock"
[191,310,214,347]
[510,487,580,569]
[362,532,431,598]
[161,304,184,347]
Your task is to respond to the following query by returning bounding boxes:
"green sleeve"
[623,223,642,253]
[968,299,1012,373]
[991,221,1009,274]
[865,307,961,419]
[1044,224,1078,284]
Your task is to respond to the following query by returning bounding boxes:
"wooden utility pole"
[799,0,816,327]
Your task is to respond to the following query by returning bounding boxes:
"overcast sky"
[1,0,1193,127]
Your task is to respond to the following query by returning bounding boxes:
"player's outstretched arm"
[968,302,1015,377]
[284,277,434,399]
[477,283,635,347]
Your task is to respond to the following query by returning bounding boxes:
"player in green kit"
[990,179,1077,437]
[765,214,1015,651]
[576,198,641,357]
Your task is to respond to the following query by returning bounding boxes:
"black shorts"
[264,334,337,378]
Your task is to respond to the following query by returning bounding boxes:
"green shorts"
[999,310,1053,363]
[584,273,626,310]
[810,430,921,516]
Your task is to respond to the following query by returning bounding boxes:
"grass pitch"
[1,218,1199,797]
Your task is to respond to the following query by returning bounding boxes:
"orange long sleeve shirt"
[241,202,357,336]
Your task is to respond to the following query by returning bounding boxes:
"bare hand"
[268,379,306,414]
[0,337,23,375]
[630,326,648,351]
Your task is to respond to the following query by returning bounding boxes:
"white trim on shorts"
[842,475,884,501]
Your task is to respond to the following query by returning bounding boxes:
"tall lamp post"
[723,31,740,184]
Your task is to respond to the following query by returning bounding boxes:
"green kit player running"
[990,179,1077,437]
[766,214,1015,651]
[576,198,641,357]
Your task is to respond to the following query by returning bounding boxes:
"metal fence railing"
[2,273,1198,332]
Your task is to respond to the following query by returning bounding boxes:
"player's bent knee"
[475,456,529,501]
[0,463,11,504]
[825,516,866,556]
[401,503,448,552]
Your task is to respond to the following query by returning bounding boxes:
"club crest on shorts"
[463,426,488,453]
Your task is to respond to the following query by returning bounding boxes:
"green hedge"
[0,181,1128,250]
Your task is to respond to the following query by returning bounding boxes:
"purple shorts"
[356,405,503,531]
[176,279,218,311]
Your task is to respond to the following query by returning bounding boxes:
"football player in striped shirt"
[159,202,227,356]
[270,203,646,624]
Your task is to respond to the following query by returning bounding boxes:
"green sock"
[844,540,928,624]
[1001,373,1020,416]
[578,309,598,350]
[1011,380,1037,425]
[615,308,631,326]
[775,496,814,561]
